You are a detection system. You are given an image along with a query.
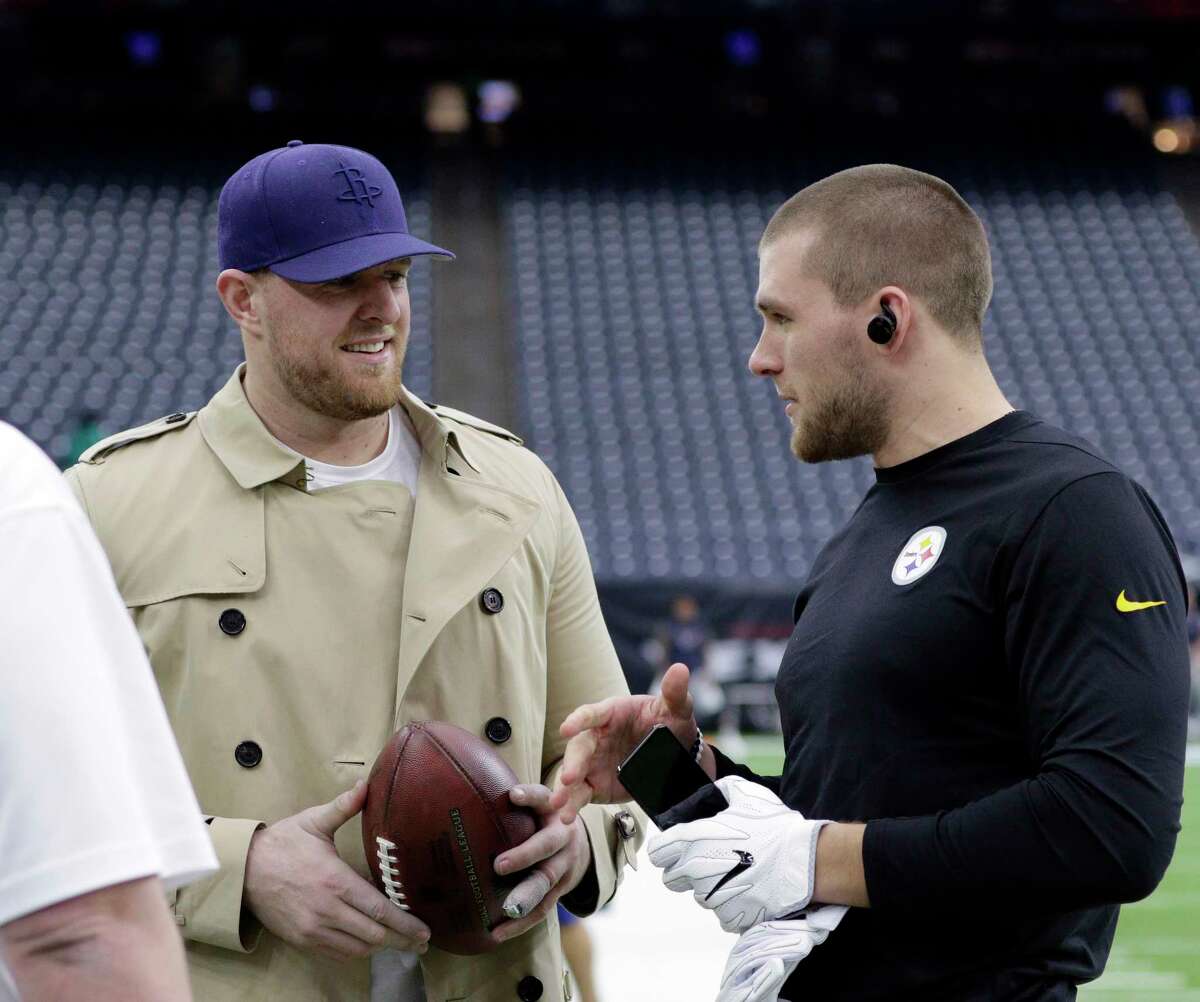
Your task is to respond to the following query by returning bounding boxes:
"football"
[361,720,539,955]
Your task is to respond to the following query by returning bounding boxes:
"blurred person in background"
[1187,578,1200,730]
[553,165,1190,1002]
[0,422,216,1001]
[58,408,103,469]
[1184,556,1200,731]
[656,594,722,730]
[65,141,641,1002]
[663,595,709,672]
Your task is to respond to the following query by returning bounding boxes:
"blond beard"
[265,323,408,422]
[791,370,890,464]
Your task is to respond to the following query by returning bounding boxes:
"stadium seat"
[504,158,1200,583]
[3,160,1197,581]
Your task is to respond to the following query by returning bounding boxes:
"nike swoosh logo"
[705,850,754,902]
[1116,590,1167,613]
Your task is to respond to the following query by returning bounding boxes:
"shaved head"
[760,164,993,343]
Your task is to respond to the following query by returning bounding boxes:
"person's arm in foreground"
[1,440,215,1000]
[2,878,189,1002]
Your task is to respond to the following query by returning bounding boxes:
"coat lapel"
[393,439,540,722]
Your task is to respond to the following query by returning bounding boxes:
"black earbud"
[867,301,897,345]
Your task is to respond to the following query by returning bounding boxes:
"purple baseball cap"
[217,140,454,282]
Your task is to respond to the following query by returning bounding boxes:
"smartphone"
[616,724,728,829]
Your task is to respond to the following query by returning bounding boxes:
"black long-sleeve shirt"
[715,412,1189,1001]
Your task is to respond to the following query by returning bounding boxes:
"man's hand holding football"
[489,784,591,944]
[243,780,432,962]
[550,662,709,825]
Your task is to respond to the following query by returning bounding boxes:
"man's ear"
[873,285,911,353]
[216,269,265,335]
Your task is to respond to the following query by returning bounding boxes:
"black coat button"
[235,741,262,769]
[516,976,543,1001]
[480,588,504,614]
[165,412,186,424]
[485,717,512,744]
[219,609,246,636]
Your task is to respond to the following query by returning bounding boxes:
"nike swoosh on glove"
[716,907,849,1002]
[647,776,831,933]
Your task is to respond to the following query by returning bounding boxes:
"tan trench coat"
[66,368,643,1002]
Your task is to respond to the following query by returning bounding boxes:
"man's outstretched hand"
[550,662,708,824]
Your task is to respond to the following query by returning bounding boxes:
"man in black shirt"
[551,164,1189,1001]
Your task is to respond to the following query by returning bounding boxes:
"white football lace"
[375,837,410,910]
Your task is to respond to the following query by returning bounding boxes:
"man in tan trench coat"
[65,141,643,1002]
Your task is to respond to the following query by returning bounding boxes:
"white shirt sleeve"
[0,433,217,929]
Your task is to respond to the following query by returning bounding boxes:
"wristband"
[691,725,705,765]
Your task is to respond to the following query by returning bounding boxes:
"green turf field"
[736,736,1200,1000]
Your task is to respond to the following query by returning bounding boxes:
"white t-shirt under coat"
[303,407,422,495]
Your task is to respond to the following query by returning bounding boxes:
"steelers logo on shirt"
[891,525,948,586]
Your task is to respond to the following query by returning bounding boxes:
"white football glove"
[716,906,849,1002]
[647,776,831,933]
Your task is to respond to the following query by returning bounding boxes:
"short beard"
[266,325,406,422]
[791,370,890,463]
